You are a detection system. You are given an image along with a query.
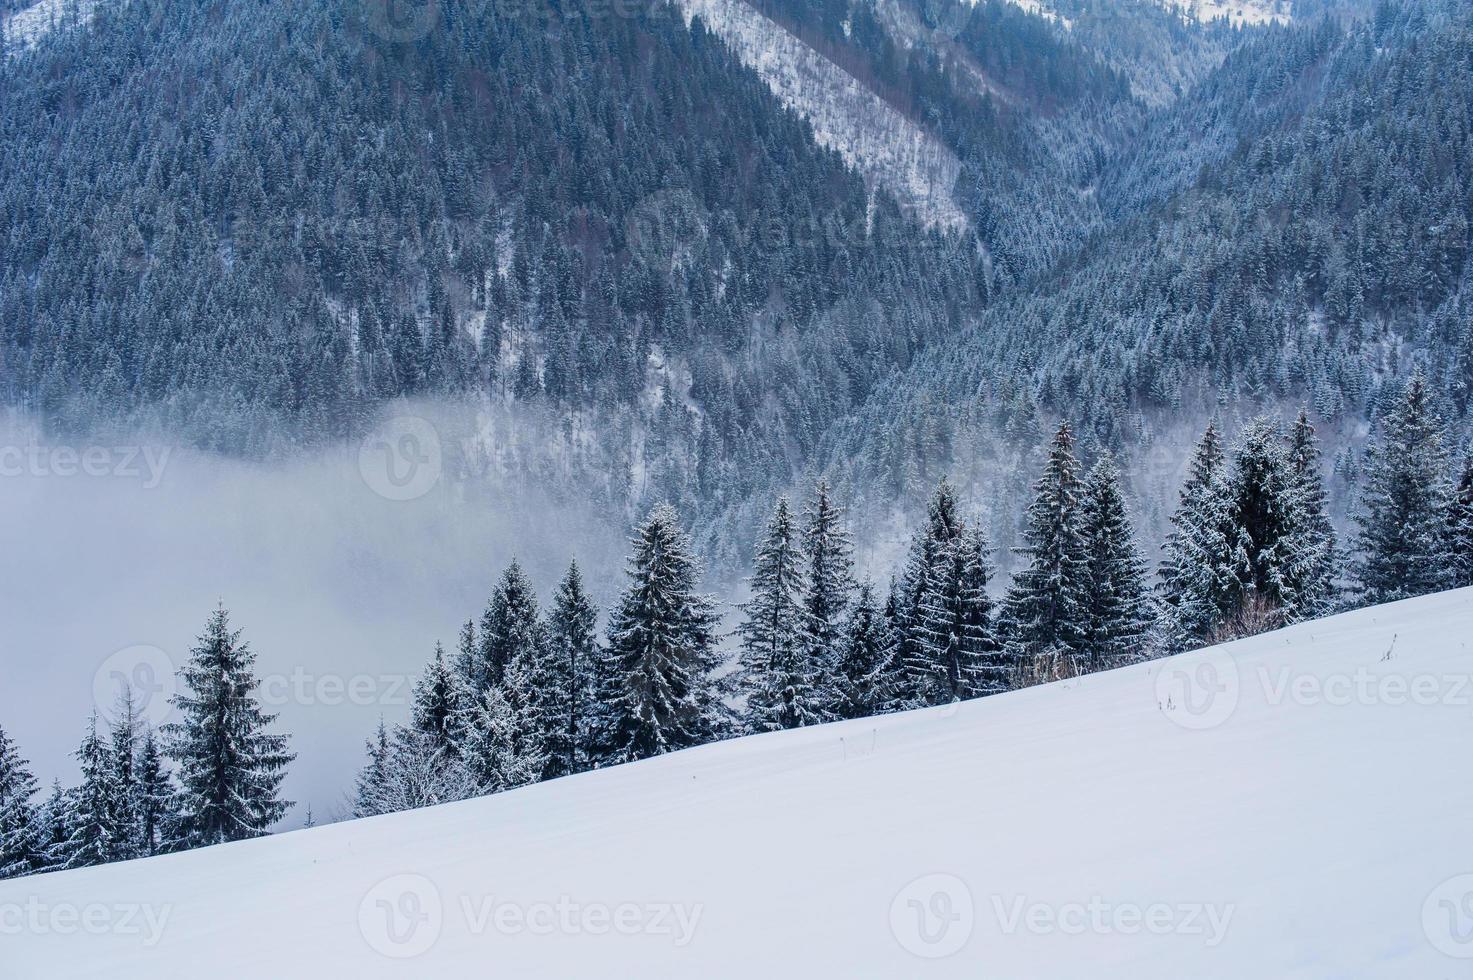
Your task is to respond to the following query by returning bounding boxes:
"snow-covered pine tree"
[454,618,478,687]
[1157,423,1240,652]
[378,726,477,813]
[916,525,1000,701]
[1003,422,1090,684]
[108,687,141,860]
[352,720,393,819]
[410,643,468,755]
[1224,417,1302,627]
[739,498,824,732]
[32,781,69,874]
[457,685,542,794]
[1284,410,1341,617]
[59,713,121,869]
[472,559,543,695]
[1353,373,1454,603]
[543,560,600,778]
[0,723,41,879]
[1450,457,1473,589]
[604,504,726,762]
[134,731,177,857]
[165,605,294,848]
[898,479,966,694]
[1078,452,1151,671]
[799,481,855,688]
[877,577,919,711]
[828,583,892,721]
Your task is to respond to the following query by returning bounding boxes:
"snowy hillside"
[4,590,1471,977]
[1,0,112,51]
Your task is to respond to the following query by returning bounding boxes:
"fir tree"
[352,720,394,819]
[165,605,294,847]
[1284,410,1341,616]
[457,686,542,794]
[1225,417,1300,623]
[1157,424,1240,652]
[877,577,919,711]
[800,481,855,677]
[543,560,601,778]
[109,688,142,860]
[60,714,121,869]
[828,583,893,721]
[134,731,177,857]
[604,505,726,762]
[1003,422,1090,684]
[1353,374,1454,603]
[472,560,543,695]
[410,644,468,755]
[1450,457,1473,590]
[739,498,824,732]
[916,525,1000,701]
[1078,453,1150,671]
[0,723,41,879]
[898,479,966,695]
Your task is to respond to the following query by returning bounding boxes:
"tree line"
[2,377,1470,878]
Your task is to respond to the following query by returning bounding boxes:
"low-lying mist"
[0,404,632,825]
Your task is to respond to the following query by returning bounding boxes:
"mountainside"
[4,588,1469,977]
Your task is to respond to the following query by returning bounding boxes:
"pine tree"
[134,731,177,857]
[410,644,468,755]
[352,720,394,819]
[916,525,1000,701]
[1225,417,1300,623]
[472,560,543,695]
[1157,424,1240,652]
[1078,453,1150,671]
[1353,374,1454,603]
[109,688,142,860]
[1450,457,1473,590]
[876,577,919,711]
[898,479,966,695]
[378,726,477,813]
[799,481,855,681]
[0,723,41,879]
[32,781,69,873]
[1284,410,1341,616]
[457,686,542,794]
[60,714,121,869]
[604,505,726,762]
[828,583,893,720]
[165,605,294,847]
[739,498,824,732]
[1003,422,1090,684]
[544,560,600,778]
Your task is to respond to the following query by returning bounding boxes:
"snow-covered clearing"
[4,589,1471,977]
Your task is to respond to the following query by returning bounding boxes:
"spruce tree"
[800,481,855,681]
[165,605,294,847]
[1353,374,1454,603]
[0,723,41,879]
[410,644,468,755]
[916,525,1000,701]
[1225,417,1300,622]
[828,583,892,721]
[1284,410,1341,616]
[544,560,600,778]
[604,505,726,762]
[898,479,966,695]
[1078,453,1150,672]
[877,577,919,711]
[1157,424,1239,652]
[739,498,824,732]
[60,714,121,869]
[134,731,177,857]
[1003,422,1090,684]
[472,560,543,695]
[109,688,142,860]
[352,720,394,819]
[1450,458,1473,590]
[457,686,542,794]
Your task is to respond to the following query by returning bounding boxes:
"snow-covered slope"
[1,0,112,52]
[1003,0,1290,28]
[5,590,1472,978]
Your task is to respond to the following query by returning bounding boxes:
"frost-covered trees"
[916,525,1001,701]
[1157,424,1239,651]
[457,686,543,794]
[1450,457,1473,589]
[165,606,294,847]
[1284,411,1341,617]
[543,561,601,778]
[799,482,856,676]
[60,714,121,869]
[1354,375,1455,603]
[410,644,468,756]
[1003,423,1090,683]
[472,560,544,696]
[1078,453,1150,671]
[739,498,824,732]
[828,583,896,720]
[134,731,177,857]
[0,724,41,879]
[604,505,726,762]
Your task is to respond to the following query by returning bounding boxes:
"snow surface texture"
[676,0,969,231]
[5,589,1473,977]
[1,0,109,51]
[1001,0,1289,27]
